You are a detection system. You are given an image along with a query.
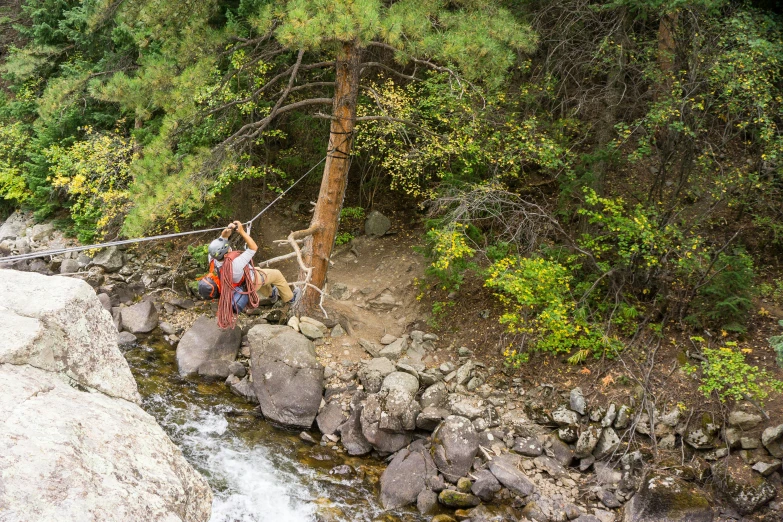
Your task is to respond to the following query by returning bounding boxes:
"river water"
[123,339,421,522]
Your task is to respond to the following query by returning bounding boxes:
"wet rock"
[471,470,501,502]
[570,387,586,415]
[120,300,158,334]
[622,471,713,522]
[329,464,353,476]
[365,210,391,237]
[728,410,762,430]
[249,324,324,429]
[159,321,177,335]
[228,376,258,403]
[357,357,396,393]
[380,448,436,509]
[227,361,245,378]
[489,453,535,497]
[91,246,124,273]
[417,489,438,515]
[176,316,241,377]
[197,359,231,379]
[762,424,783,458]
[117,331,137,346]
[317,402,347,436]
[300,431,317,444]
[432,415,479,482]
[338,393,372,456]
[712,454,776,515]
[437,490,480,508]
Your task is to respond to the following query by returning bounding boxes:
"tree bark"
[296,41,361,314]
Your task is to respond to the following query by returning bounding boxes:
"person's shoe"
[269,286,279,304]
[289,287,301,305]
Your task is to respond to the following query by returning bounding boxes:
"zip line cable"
[0,156,327,265]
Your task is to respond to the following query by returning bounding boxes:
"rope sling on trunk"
[0,156,326,265]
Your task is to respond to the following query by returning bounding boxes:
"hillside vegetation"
[1,0,783,405]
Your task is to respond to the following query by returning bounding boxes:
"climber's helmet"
[208,237,230,261]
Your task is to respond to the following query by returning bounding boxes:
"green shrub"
[685,338,783,403]
[187,244,210,267]
[335,231,354,246]
[485,255,620,364]
[423,224,476,291]
[340,206,365,220]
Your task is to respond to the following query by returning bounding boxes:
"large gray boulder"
[622,472,713,521]
[316,401,346,436]
[431,415,478,482]
[712,454,776,515]
[91,246,125,273]
[0,269,212,521]
[176,316,241,376]
[249,324,324,429]
[762,424,783,458]
[120,300,159,334]
[365,210,391,237]
[379,448,438,509]
[376,371,421,431]
[0,269,138,402]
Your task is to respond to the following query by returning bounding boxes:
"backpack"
[196,250,246,300]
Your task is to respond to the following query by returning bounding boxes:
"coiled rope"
[216,253,260,329]
[0,156,326,265]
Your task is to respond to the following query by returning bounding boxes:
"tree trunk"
[296,41,361,314]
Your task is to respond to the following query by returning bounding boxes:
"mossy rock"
[622,471,713,521]
[437,489,480,508]
[712,455,776,515]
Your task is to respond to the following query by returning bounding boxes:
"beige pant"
[254,268,294,302]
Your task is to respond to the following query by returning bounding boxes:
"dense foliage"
[1,0,782,373]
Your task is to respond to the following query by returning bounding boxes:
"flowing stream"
[123,338,421,522]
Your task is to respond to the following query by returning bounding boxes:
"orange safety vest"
[198,250,248,298]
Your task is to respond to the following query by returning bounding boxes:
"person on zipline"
[198,221,299,315]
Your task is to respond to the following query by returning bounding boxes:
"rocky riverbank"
[3,209,783,522]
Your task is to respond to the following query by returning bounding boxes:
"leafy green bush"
[685,338,783,403]
[340,206,365,220]
[187,244,209,267]
[423,224,476,291]
[485,255,620,364]
[335,231,354,246]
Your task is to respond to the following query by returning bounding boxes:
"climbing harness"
[0,156,327,265]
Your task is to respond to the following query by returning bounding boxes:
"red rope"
[217,252,260,329]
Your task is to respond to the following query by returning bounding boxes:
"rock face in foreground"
[0,269,212,522]
[249,324,324,428]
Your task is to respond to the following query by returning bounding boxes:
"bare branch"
[360,61,420,81]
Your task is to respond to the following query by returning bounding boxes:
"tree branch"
[360,61,420,81]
